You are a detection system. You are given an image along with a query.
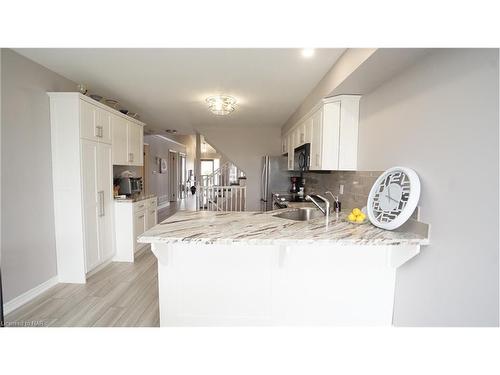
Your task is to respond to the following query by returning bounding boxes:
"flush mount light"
[301,48,315,58]
[165,129,177,134]
[206,95,237,116]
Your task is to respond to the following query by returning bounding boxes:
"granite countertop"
[138,208,429,246]
[114,194,157,203]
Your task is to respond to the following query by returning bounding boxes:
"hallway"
[158,193,197,222]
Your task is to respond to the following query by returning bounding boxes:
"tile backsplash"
[304,170,383,210]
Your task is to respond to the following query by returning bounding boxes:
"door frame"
[169,150,178,201]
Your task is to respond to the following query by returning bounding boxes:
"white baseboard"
[3,276,59,316]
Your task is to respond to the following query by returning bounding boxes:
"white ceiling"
[15,48,344,134]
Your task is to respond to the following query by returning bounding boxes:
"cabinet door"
[96,108,112,144]
[80,139,100,272]
[321,101,341,170]
[127,122,143,166]
[304,117,313,144]
[147,206,157,229]
[287,133,294,170]
[310,109,323,170]
[97,143,114,261]
[134,210,147,250]
[297,123,306,146]
[80,100,99,142]
[111,115,129,165]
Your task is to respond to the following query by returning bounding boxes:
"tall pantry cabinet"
[48,93,144,283]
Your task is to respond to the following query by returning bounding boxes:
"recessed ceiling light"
[301,48,315,58]
[206,95,237,116]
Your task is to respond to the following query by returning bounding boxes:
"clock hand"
[388,196,399,203]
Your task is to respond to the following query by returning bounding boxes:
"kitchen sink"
[273,207,324,221]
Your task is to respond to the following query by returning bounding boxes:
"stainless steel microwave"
[118,177,143,195]
[294,143,311,171]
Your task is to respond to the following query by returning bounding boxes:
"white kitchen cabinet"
[283,95,361,171]
[96,107,112,144]
[281,136,288,154]
[134,210,147,244]
[80,100,112,144]
[80,140,114,272]
[147,200,158,230]
[48,93,117,282]
[304,117,313,144]
[310,108,323,170]
[287,132,294,170]
[112,117,144,166]
[127,121,144,166]
[97,143,114,261]
[80,140,100,271]
[111,115,129,165]
[114,197,157,262]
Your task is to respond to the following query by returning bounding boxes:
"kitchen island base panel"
[151,243,419,326]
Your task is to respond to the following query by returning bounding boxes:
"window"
[200,159,214,176]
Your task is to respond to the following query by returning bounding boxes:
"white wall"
[196,125,281,211]
[1,49,76,303]
[144,135,186,205]
[358,49,499,326]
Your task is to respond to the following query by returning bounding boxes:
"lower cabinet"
[114,197,157,262]
[153,243,399,326]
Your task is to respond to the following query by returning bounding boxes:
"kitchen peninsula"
[138,209,429,326]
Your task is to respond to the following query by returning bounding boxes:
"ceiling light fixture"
[206,95,237,116]
[301,48,315,58]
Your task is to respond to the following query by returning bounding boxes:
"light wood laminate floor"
[5,246,159,327]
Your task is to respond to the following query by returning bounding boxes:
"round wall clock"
[367,167,421,230]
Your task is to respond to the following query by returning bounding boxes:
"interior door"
[98,143,114,261]
[80,139,100,272]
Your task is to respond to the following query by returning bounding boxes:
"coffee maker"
[290,176,306,201]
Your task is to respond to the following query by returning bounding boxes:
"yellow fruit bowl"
[347,217,368,225]
[347,208,368,224]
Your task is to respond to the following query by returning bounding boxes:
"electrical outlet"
[339,184,344,195]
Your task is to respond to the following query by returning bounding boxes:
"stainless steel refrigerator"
[260,155,292,211]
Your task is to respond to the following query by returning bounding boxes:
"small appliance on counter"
[116,177,143,195]
[114,170,143,196]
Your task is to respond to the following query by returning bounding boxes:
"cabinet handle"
[98,191,105,216]
[129,153,134,162]
[95,126,103,138]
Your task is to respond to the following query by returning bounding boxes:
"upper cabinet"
[282,95,361,171]
[127,121,144,166]
[80,100,112,144]
[111,116,144,166]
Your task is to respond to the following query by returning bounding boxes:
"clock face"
[367,167,420,230]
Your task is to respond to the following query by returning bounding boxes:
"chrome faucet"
[305,194,330,220]
[325,191,339,211]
